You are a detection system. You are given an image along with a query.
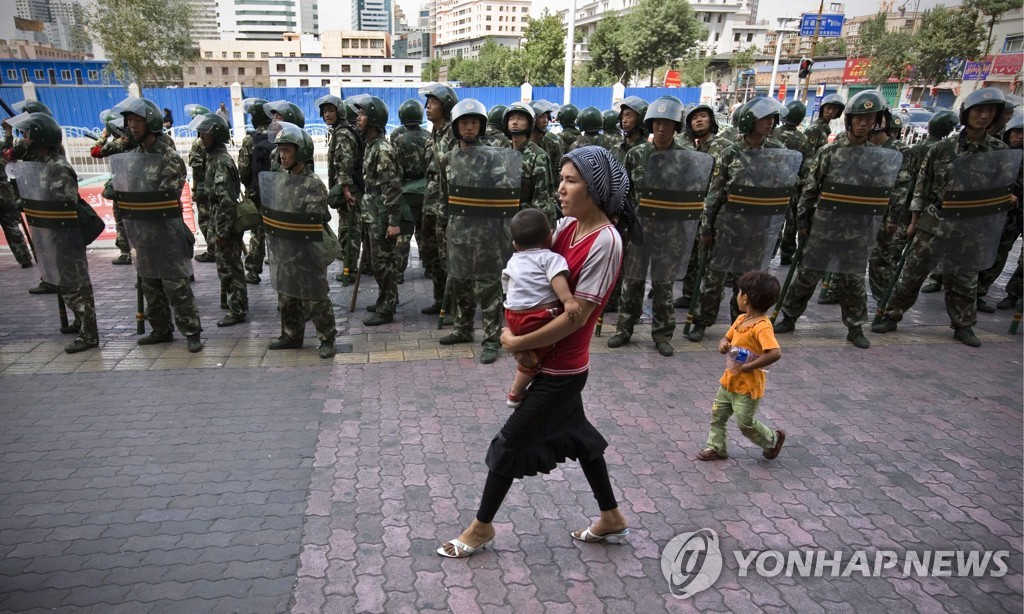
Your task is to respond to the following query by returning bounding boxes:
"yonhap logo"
[661,528,723,599]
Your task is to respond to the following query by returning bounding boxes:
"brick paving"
[0,245,1021,612]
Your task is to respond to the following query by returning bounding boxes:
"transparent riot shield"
[935,149,1023,273]
[108,152,193,279]
[628,149,713,281]
[710,148,803,272]
[259,171,331,300]
[801,147,903,273]
[11,161,90,286]
[446,146,522,280]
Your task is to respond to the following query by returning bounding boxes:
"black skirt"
[485,371,608,479]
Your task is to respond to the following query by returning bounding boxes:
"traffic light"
[798,57,814,79]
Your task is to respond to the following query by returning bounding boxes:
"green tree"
[422,57,444,82]
[963,0,1018,56]
[858,12,914,85]
[679,54,711,86]
[573,62,617,86]
[729,46,758,72]
[587,14,630,84]
[910,6,985,85]
[620,0,707,84]
[817,37,847,58]
[82,0,195,89]
[522,12,566,85]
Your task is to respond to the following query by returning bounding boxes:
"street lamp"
[768,23,800,100]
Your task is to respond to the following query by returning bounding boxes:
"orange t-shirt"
[718,314,779,400]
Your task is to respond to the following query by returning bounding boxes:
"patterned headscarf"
[561,145,641,244]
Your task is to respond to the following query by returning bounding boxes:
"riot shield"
[710,148,803,272]
[259,171,331,300]
[935,149,1023,273]
[801,147,903,273]
[446,146,522,280]
[628,149,713,281]
[11,161,90,286]
[108,152,193,279]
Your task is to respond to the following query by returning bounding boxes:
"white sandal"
[570,526,629,544]
[436,537,494,558]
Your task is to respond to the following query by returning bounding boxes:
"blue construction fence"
[0,84,702,133]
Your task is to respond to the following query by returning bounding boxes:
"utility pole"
[563,0,577,105]
[802,0,824,102]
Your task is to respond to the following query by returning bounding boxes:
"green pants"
[704,386,777,457]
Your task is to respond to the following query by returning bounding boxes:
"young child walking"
[698,270,786,461]
[501,209,581,408]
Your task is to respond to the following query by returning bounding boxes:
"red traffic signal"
[798,58,814,79]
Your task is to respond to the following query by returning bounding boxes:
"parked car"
[900,108,935,144]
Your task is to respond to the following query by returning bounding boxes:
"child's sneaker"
[506,392,523,408]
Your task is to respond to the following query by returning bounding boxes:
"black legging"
[475,456,618,523]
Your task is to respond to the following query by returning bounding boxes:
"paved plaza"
[0,244,1022,613]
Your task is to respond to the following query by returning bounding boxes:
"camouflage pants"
[779,195,800,261]
[279,294,336,343]
[337,205,362,274]
[245,207,266,276]
[781,266,868,328]
[1006,255,1023,299]
[0,195,32,265]
[421,213,447,304]
[368,229,399,315]
[883,230,977,329]
[141,277,202,337]
[111,202,130,256]
[693,267,739,328]
[616,278,676,342]
[396,200,423,274]
[194,196,216,256]
[215,234,248,317]
[681,238,702,298]
[449,276,503,347]
[60,283,98,344]
[977,215,1021,296]
[867,226,909,301]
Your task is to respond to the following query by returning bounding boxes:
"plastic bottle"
[726,346,769,373]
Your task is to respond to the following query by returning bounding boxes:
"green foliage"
[729,46,758,72]
[522,12,566,85]
[911,6,985,84]
[588,14,630,84]
[82,0,195,89]
[858,13,914,85]
[422,58,443,82]
[679,55,711,86]
[620,0,708,83]
[573,62,617,86]
[817,38,847,57]
[963,0,1020,55]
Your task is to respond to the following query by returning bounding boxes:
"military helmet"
[874,107,894,133]
[99,108,124,136]
[1003,112,1024,142]
[184,104,210,119]
[927,109,957,139]
[117,97,164,133]
[353,95,388,131]
[618,96,648,132]
[487,104,507,128]
[736,97,785,135]
[888,113,904,138]
[602,109,619,133]
[419,82,458,117]
[450,98,487,141]
[398,99,424,126]
[12,100,53,116]
[315,94,344,118]
[7,111,62,147]
[187,112,230,145]
[270,121,314,162]
[578,106,603,133]
[959,87,1007,127]
[844,90,886,129]
[684,103,720,137]
[731,105,743,125]
[644,96,685,133]
[558,103,580,126]
[342,98,359,122]
[820,93,846,113]
[503,101,535,136]
[264,100,305,128]
[529,100,553,119]
[242,97,271,127]
[784,100,806,126]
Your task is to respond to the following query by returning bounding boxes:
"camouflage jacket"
[288,163,328,212]
[236,127,264,200]
[36,149,80,203]
[423,120,455,217]
[483,126,511,148]
[532,131,563,188]
[512,139,558,225]
[797,138,881,234]
[772,125,814,179]
[878,137,912,225]
[717,126,740,144]
[569,132,615,153]
[902,136,941,212]
[5,134,66,160]
[203,143,241,238]
[802,119,832,153]
[624,141,688,209]
[612,132,644,165]
[328,121,362,199]
[128,134,188,200]
[94,135,134,158]
[389,125,429,184]
[188,138,207,202]
[701,137,785,236]
[362,133,403,228]
[676,131,733,159]
[559,127,581,151]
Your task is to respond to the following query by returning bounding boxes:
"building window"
[256,67,263,75]
[322,78,330,85]
[188,66,196,75]
[747,33,753,42]
[299,64,308,72]
[321,64,330,72]
[221,52,227,58]
[383,64,392,73]
[342,64,351,72]
[278,79,287,86]
[238,67,245,75]
[405,65,414,73]
[718,14,723,22]
[261,52,269,58]
[1005,34,1024,53]
[34,69,43,79]
[362,64,371,73]
[205,51,213,58]
[206,67,213,75]
[300,78,309,86]
[277,64,286,71]
[88,70,98,80]
[247,52,255,59]
[734,33,741,42]
[6,69,16,81]
[233,52,241,58]
[222,67,229,75]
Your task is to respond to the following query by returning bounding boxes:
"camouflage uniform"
[92,135,135,260]
[513,139,559,225]
[327,120,364,276]
[421,120,455,306]
[389,124,429,275]
[189,138,217,259]
[129,137,203,339]
[276,164,337,345]
[532,130,563,190]
[881,132,1010,330]
[483,125,511,147]
[977,164,1023,299]
[773,124,814,263]
[614,141,692,343]
[569,132,615,153]
[361,132,403,316]
[205,143,248,319]
[803,118,832,154]
[559,126,581,151]
[612,133,644,166]
[0,161,32,266]
[692,138,785,329]
[239,127,267,278]
[867,136,912,299]
[778,139,881,329]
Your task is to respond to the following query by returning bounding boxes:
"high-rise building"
[13,0,91,55]
[219,0,319,40]
[352,0,392,34]
[190,0,220,42]
[394,4,408,33]
[433,0,529,61]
